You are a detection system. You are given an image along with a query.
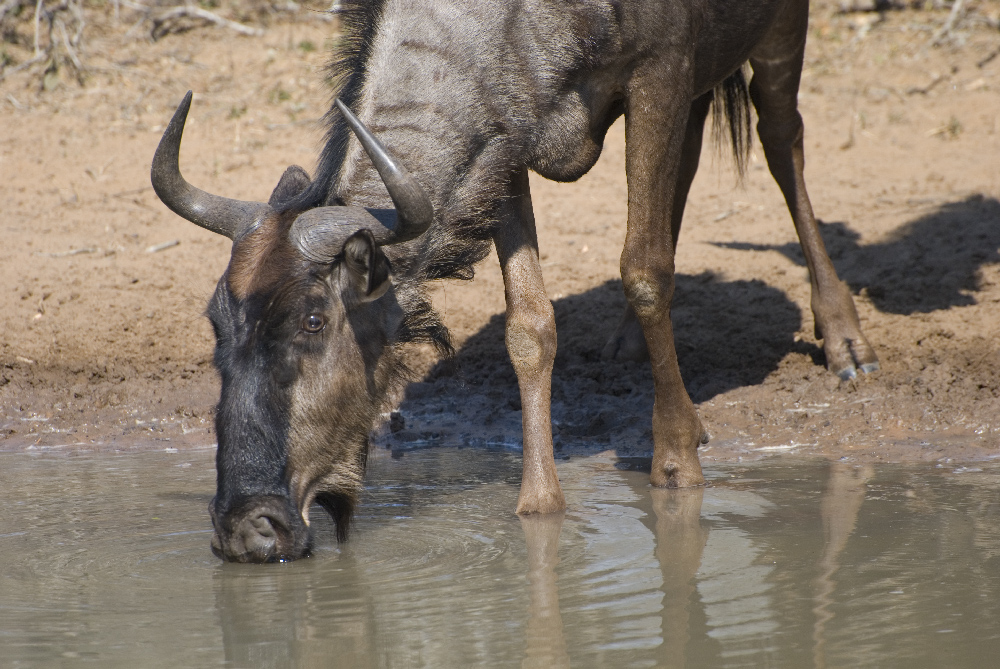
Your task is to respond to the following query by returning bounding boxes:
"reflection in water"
[648,487,708,669]
[520,514,569,669]
[813,463,874,669]
[2,450,999,667]
[215,560,377,668]
[560,462,664,658]
[696,487,781,664]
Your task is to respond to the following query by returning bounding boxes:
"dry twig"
[906,71,951,95]
[931,0,966,45]
[150,5,264,41]
[1,0,86,82]
[978,48,1000,69]
[146,240,180,253]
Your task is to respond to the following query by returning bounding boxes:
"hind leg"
[604,92,713,363]
[749,6,878,378]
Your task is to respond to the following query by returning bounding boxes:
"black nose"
[211,496,311,563]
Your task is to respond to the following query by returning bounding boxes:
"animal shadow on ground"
[397,273,812,455]
[714,195,1000,315]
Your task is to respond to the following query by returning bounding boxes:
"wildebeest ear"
[268,165,312,206]
[341,229,391,301]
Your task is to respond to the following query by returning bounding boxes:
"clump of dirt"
[1,2,998,467]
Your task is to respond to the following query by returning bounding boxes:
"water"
[1,448,998,668]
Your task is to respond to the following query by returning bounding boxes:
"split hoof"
[650,458,705,489]
[826,336,880,381]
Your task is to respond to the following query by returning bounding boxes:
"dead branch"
[836,0,897,13]
[931,0,966,45]
[55,15,80,71]
[6,93,27,109]
[150,5,264,41]
[33,0,44,58]
[0,0,86,82]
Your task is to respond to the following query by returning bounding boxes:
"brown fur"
[226,216,298,300]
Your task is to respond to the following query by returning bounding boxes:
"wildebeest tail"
[712,65,753,178]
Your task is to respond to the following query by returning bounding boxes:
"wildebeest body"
[152,0,878,562]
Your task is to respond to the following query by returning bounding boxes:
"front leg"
[622,64,705,488]
[604,92,714,363]
[494,168,565,515]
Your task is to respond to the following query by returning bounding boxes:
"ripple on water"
[1,449,999,668]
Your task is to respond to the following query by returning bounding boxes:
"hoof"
[814,287,879,380]
[516,488,566,516]
[827,337,880,381]
[650,459,705,489]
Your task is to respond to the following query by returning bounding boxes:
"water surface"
[1,448,998,667]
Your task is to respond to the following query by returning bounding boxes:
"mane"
[286,0,510,358]
[301,0,388,207]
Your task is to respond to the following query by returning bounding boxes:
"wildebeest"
[152,0,878,562]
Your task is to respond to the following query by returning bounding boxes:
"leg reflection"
[813,462,873,669]
[520,513,570,669]
[650,486,709,669]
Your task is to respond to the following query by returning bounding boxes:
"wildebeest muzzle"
[210,495,310,563]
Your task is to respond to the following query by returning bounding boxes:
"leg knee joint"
[506,306,556,371]
[755,111,804,148]
[623,274,672,320]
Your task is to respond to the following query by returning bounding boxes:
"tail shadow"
[714,195,1000,315]
[401,272,807,453]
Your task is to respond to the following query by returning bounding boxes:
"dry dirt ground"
[1,2,999,469]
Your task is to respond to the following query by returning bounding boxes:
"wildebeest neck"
[309,1,626,278]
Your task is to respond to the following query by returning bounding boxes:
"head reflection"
[214,557,376,668]
[209,456,881,668]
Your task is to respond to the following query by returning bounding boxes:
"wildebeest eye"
[301,313,326,334]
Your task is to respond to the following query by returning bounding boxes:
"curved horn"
[152,91,269,240]
[335,99,434,244]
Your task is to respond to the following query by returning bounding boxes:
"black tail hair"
[711,65,754,178]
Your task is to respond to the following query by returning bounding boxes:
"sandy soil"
[2,3,999,466]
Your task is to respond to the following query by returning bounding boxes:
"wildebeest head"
[151,92,434,562]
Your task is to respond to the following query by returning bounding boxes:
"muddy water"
[1,448,998,668]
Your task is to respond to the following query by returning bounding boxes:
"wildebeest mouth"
[209,495,311,563]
